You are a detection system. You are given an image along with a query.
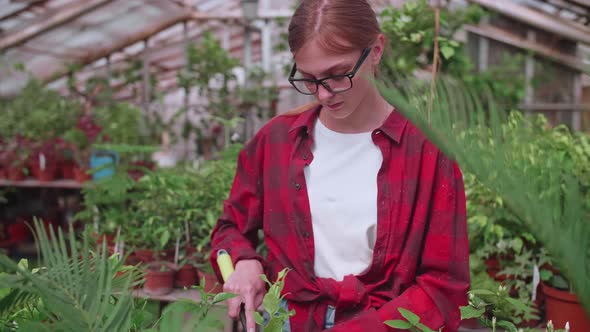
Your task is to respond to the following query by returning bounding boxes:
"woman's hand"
[223,259,266,332]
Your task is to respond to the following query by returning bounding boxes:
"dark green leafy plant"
[94,102,145,146]
[129,170,202,256]
[461,286,533,332]
[176,31,241,157]
[380,1,483,75]
[379,2,525,109]
[189,144,242,252]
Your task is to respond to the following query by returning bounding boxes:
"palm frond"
[0,220,141,331]
[377,75,590,316]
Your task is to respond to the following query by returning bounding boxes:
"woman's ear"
[372,33,386,66]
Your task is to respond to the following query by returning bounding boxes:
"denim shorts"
[261,299,335,331]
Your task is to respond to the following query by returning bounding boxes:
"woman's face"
[292,36,384,122]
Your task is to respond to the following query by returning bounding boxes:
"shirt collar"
[288,103,408,144]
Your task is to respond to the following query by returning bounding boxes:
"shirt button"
[302,231,310,238]
[302,154,308,160]
[295,183,301,190]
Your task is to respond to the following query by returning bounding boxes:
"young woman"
[210,1,469,331]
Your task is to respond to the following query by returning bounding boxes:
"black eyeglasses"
[288,47,372,95]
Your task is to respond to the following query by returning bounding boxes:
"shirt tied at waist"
[283,271,371,332]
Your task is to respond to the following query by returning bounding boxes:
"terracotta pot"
[144,262,176,296]
[543,282,590,332]
[134,249,156,263]
[7,221,30,242]
[124,252,141,266]
[127,160,155,181]
[95,233,117,255]
[30,158,57,182]
[7,166,26,181]
[175,264,199,288]
[73,165,92,183]
[198,270,223,294]
[60,160,75,179]
[95,233,116,246]
[484,257,514,282]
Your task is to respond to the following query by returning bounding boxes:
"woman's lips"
[327,101,344,110]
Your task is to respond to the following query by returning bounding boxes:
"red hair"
[288,0,382,54]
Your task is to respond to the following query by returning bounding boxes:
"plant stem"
[428,0,441,124]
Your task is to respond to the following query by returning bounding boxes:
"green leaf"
[399,307,420,325]
[385,319,413,329]
[254,311,264,325]
[469,289,496,296]
[416,322,437,332]
[460,305,486,320]
[540,269,553,281]
[160,230,170,249]
[212,292,238,304]
[440,45,455,60]
[260,274,271,285]
[496,319,518,332]
[505,297,531,312]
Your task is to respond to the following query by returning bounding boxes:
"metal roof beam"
[44,12,191,83]
[565,0,590,10]
[0,0,47,21]
[467,0,590,45]
[0,0,114,51]
[190,10,293,22]
[465,23,587,71]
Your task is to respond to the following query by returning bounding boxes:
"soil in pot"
[175,264,199,289]
[543,282,590,332]
[144,262,176,296]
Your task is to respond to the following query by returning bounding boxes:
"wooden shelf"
[0,179,84,189]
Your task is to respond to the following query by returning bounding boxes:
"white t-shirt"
[304,118,383,281]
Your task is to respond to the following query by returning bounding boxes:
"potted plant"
[91,102,147,181]
[175,254,199,289]
[143,260,176,296]
[63,127,94,182]
[541,262,590,331]
[2,136,31,181]
[11,79,82,182]
[75,167,139,256]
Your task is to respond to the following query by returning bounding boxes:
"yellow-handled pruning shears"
[217,249,248,330]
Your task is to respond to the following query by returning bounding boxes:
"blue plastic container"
[90,150,119,180]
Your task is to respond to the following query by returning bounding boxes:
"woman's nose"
[316,84,335,103]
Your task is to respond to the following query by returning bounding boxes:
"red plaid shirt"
[210,103,469,332]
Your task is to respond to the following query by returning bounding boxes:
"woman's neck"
[319,89,392,134]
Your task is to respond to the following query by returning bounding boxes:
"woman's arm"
[209,133,266,281]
